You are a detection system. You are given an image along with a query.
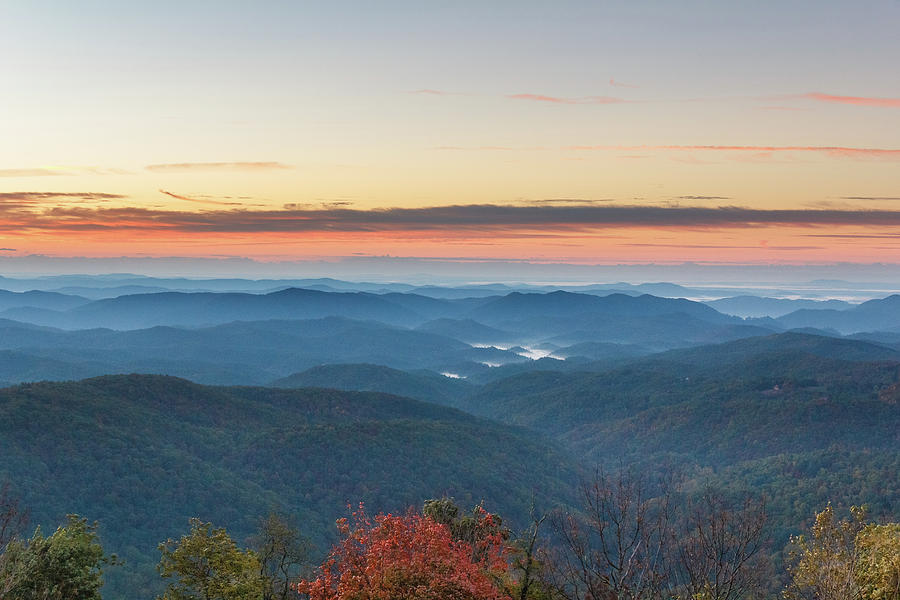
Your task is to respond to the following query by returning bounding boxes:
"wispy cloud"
[409,89,458,96]
[507,94,626,105]
[0,192,126,203]
[158,189,246,206]
[839,196,900,201]
[0,167,130,177]
[0,248,16,251]
[801,92,900,108]
[759,106,809,111]
[609,78,639,89]
[805,233,900,239]
[0,168,66,177]
[624,242,823,250]
[7,202,900,234]
[0,192,127,213]
[145,162,292,173]
[411,89,627,104]
[676,195,731,200]
[567,144,900,159]
[434,144,900,160]
[525,198,618,204]
[434,145,533,151]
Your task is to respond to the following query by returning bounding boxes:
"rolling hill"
[271,363,472,404]
[0,374,579,599]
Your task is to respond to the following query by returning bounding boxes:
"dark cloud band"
[6,201,900,234]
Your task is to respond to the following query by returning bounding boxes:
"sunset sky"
[2,1,899,266]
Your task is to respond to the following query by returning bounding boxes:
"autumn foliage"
[296,504,509,600]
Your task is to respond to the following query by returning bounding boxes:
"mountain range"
[1,279,899,599]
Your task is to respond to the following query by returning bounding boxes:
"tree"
[424,497,556,599]
[423,497,510,558]
[855,523,900,600]
[297,503,509,600]
[785,504,867,600]
[548,468,673,600]
[157,518,266,600]
[0,514,116,600]
[249,512,311,600]
[786,505,900,600]
[0,481,28,552]
[504,502,556,600]
[667,492,769,600]
[548,470,770,600]
[0,481,29,599]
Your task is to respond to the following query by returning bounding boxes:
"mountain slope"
[0,374,578,599]
[459,332,900,463]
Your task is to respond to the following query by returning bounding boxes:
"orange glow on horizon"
[4,223,899,265]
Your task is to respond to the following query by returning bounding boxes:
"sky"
[1,0,899,268]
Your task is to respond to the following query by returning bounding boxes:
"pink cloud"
[507,94,626,105]
[609,78,639,88]
[801,92,900,108]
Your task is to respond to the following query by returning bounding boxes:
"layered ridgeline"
[0,375,578,599]
[0,289,778,386]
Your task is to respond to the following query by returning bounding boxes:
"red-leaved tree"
[296,503,509,600]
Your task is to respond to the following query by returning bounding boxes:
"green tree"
[424,497,510,549]
[249,512,310,600]
[157,518,265,600]
[0,514,116,600]
[503,504,557,600]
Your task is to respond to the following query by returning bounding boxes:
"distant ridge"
[1,288,420,329]
[706,295,851,318]
[271,363,471,404]
[777,294,900,333]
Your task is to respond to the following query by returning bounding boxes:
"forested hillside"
[0,375,577,598]
[453,333,900,546]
